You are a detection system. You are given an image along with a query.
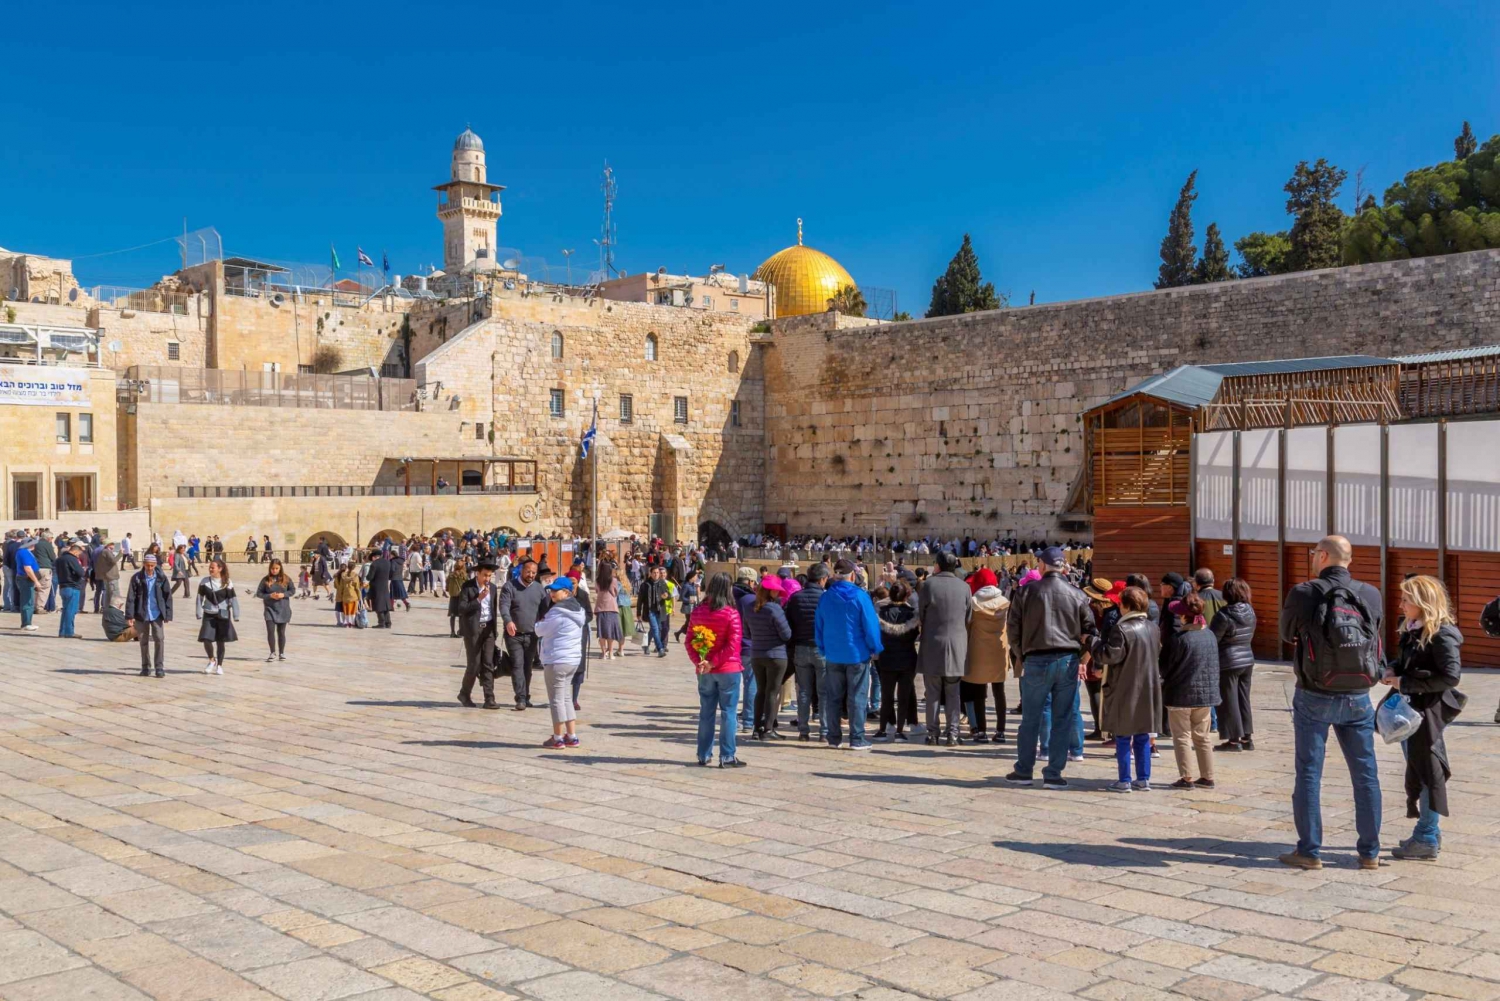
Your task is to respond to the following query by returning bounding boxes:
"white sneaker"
[203,660,215,673]
[213,663,223,675]
[22,624,38,631]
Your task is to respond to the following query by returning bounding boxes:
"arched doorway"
[698,520,732,551]
[299,531,348,562]
[432,527,462,542]
[369,529,407,548]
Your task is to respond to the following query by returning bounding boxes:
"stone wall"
[122,402,487,505]
[0,252,84,305]
[211,291,415,374]
[91,302,211,369]
[764,249,1500,540]
[0,367,119,520]
[417,292,765,540]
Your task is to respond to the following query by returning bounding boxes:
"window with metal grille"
[167,342,180,361]
[549,389,564,418]
[730,400,741,428]
[673,396,688,424]
[619,394,633,423]
[474,421,485,440]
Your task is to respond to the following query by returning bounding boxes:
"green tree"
[1456,121,1478,159]
[926,234,1004,316]
[891,310,912,322]
[1345,133,1500,264]
[827,284,867,317]
[1155,170,1199,289]
[1194,222,1233,283]
[1284,158,1348,271]
[1234,231,1292,278]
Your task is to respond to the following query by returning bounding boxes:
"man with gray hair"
[1005,546,1096,789]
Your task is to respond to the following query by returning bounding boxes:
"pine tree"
[926,234,1004,316]
[1456,121,1478,159]
[1284,159,1347,272]
[1194,222,1233,283]
[1155,170,1199,289]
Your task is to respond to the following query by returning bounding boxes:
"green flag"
[330,244,341,273]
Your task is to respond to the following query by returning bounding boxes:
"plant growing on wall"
[311,344,343,373]
[827,284,867,317]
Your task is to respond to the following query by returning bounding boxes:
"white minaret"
[435,128,504,272]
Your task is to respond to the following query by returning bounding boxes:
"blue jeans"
[1401,741,1441,845]
[1014,652,1081,780]
[16,577,36,627]
[2,567,14,612]
[647,612,667,653]
[793,646,825,736]
[868,668,882,715]
[1292,688,1381,860]
[739,651,756,728]
[1116,733,1151,782]
[58,586,81,637]
[823,661,871,748]
[1037,687,1086,756]
[697,671,740,763]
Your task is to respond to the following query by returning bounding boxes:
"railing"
[90,285,192,315]
[122,366,417,411]
[176,482,537,499]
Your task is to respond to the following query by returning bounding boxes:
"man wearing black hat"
[457,559,502,709]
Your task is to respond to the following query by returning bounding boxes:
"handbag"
[355,607,369,629]
[1375,689,1423,744]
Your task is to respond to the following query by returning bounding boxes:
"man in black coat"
[366,552,397,628]
[456,560,501,709]
[126,552,173,677]
[785,562,828,739]
[501,559,546,709]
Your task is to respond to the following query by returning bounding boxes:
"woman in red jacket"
[686,572,746,768]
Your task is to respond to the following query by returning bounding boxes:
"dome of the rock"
[753,219,856,318]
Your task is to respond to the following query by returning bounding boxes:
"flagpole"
[590,394,599,569]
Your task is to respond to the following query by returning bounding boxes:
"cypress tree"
[926,234,1003,316]
[1456,121,1478,159]
[1194,222,1233,283]
[1284,159,1347,272]
[1155,171,1199,289]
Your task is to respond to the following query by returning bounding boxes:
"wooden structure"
[1083,350,1500,666]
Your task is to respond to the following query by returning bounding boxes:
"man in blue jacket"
[815,558,883,750]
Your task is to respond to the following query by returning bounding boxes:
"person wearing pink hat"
[743,575,792,739]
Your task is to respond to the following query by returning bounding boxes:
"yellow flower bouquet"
[689,624,717,672]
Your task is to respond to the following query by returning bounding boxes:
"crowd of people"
[4,521,1495,867]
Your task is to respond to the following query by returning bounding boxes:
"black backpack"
[1481,595,1500,638]
[1301,582,1382,691]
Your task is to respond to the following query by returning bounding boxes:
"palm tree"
[827,284,866,317]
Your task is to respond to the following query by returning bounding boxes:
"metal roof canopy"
[1396,344,1500,364]
[221,257,290,273]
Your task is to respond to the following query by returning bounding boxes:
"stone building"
[6,128,1500,552]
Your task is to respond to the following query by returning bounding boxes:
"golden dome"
[753,218,856,318]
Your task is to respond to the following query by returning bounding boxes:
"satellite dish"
[108,340,123,353]
[502,259,519,270]
[68,287,79,302]
[271,292,286,306]
[6,287,17,300]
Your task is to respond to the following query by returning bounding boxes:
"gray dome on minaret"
[454,128,484,152]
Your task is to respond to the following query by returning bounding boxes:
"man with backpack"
[1278,535,1384,870]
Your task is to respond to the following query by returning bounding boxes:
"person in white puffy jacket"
[534,577,588,748]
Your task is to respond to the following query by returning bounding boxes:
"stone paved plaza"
[3,598,1500,1001]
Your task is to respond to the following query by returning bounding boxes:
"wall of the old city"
[417,293,765,540]
[764,249,1500,540]
[0,368,118,520]
[211,291,415,374]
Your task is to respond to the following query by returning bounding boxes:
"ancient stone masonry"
[764,250,1500,539]
[416,290,765,540]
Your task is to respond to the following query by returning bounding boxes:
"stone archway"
[369,529,407,548]
[697,520,733,551]
[298,531,348,562]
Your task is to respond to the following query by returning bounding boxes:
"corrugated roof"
[1395,345,1500,364]
[1099,366,1225,409]
[1096,354,1397,412]
[1198,354,1394,376]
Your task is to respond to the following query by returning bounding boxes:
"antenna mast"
[598,162,618,278]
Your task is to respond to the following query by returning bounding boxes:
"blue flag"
[382,250,390,275]
[580,405,597,459]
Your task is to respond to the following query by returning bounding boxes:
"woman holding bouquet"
[685,572,746,768]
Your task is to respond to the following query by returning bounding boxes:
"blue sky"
[2,1,1495,312]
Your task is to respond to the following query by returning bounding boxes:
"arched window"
[645,333,658,361]
[551,331,564,360]
[728,350,740,374]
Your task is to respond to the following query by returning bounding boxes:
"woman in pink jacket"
[686,572,746,768]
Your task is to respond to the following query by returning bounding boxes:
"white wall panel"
[1195,431,1233,540]
[1238,429,1279,541]
[1333,424,1381,546]
[1285,427,1327,543]
[1388,423,1438,548]
[1448,419,1500,552]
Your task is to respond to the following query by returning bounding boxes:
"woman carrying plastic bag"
[1383,575,1466,862]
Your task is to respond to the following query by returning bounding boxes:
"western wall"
[762,249,1500,541]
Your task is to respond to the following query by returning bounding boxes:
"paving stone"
[500,919,671,973]
[448,948,570,985]
[369,957,471,993]
[0,928,89,984]
[341,906,498,959]
[0,964,153,1000]
[18,901,137,946]
[151,909,320,972]
[859,954,995,997]
[519,971,669,1001]
[621,956,812,1001]
[243,956,391,1000]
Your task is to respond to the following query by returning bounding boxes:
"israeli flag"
[357,247,374,268]
[580,408,597,459]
